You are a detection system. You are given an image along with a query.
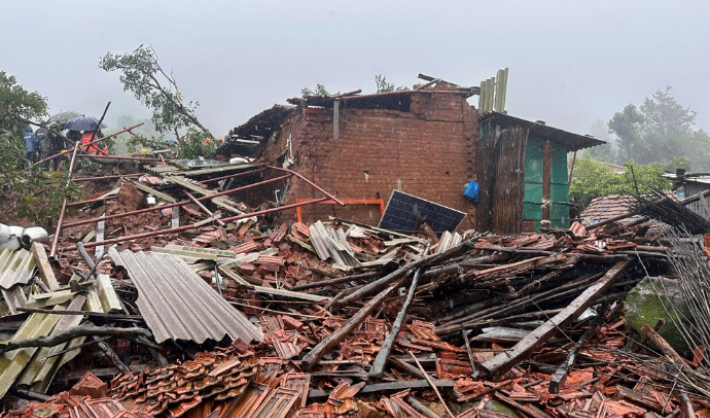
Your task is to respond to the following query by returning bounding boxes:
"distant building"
[662,171,710,216]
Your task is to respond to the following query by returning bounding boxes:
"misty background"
[2,0,709,140]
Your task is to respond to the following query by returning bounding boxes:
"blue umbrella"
[64,115,107,132]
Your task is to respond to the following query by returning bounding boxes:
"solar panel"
[379,190,466,234]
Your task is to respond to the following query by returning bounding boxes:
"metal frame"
[55,167,344,252]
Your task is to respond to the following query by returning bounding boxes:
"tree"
[586,119,617,163]
[640,87,695,140]
[607,87,710,169]
[608,104,643,162]
[663,156,692,173]
[637,87,698,166]
[0,71,48,139]
[569,155,670,208]
[99,45,212,138]
[684,129,710,171]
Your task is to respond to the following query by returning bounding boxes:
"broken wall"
[265,92,479,228]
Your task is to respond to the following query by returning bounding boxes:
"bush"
[569,155,671,209]
[0,138,81,227]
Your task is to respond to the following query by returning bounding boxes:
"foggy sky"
[2,0,709,139]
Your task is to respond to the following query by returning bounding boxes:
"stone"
[625,276,694,356]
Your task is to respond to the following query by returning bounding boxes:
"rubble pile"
[1,162,709,418]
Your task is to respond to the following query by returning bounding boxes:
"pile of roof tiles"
[3,167,710,418]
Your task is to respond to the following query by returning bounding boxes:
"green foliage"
[607,87,710,170]
[569,155,671,208]
[374,74,406,93]
[640,87,695,139]
[125,134,169,154]
[663,156,692,172]
[0,138,80,227]
[18,170,81,227]
[177,129,216,159]
[99,45,212,138]
[0,71,48,138]
[301,84,330,97]
[375,74,395,93]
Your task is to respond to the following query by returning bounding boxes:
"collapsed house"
[5,75,710,418]
[218,78,603,235]
[2,161,710,417]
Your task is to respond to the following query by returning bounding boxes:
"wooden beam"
[30,243,60,291]
[369,244,430,379]
[549,316,601,393]
[641,324,695,375]
[477,260,630,378]
[300,281,401,370]
[542,141,552,224]
[333,241,472,309]
[389,356,426,379]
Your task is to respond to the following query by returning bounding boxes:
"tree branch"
[0,324,157,355]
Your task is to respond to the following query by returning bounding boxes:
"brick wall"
[264,92,479,231]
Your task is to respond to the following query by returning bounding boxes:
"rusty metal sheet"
[109,248,263,344]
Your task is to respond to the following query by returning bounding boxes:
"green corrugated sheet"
[525,139,544,186]
[4,280,122,395]
[0,307,63,398]
[551,142,569,184]
[523,137,570,230]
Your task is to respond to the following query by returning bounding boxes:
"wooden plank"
[477,260,630,378]
[307,379,455,400]
[252,286,329,303]
[132,181,176,203]
[30,243,60,291]
[470,254,565,277]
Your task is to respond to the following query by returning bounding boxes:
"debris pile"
[2,161,710,418]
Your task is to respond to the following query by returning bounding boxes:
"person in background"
[80,129,108,156]
[36,124,53,170]
[22,125,38,166]
[66,129,81,144]
[47,123,65,170]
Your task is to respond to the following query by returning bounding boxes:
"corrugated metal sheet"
[109,248,263,344]
[0,306,63,398]
[482,112,605,151]
[0,248,36,290]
